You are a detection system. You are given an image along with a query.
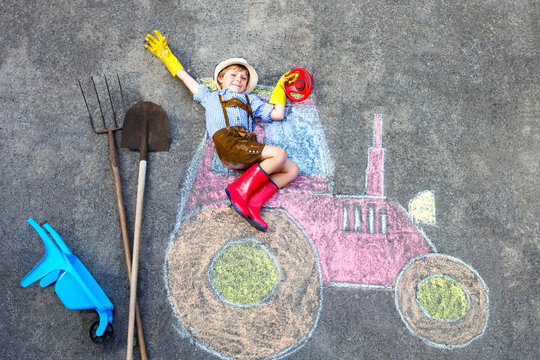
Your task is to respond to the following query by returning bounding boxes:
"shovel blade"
[121,101,169,152]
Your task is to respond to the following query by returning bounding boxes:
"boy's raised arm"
[176,69,199,95]
[145,30,199,95]
[268,72,298,121]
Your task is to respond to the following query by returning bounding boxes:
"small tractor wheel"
[395,254,489,348]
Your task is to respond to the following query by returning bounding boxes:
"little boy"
[145,30,299,232]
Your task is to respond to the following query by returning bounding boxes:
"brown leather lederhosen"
[212,94,265,170]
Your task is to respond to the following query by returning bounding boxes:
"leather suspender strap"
[219,94,231,128]
[244,95,254,123]
[219,94,254,129]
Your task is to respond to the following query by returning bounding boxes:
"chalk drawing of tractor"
[166,87,489,360]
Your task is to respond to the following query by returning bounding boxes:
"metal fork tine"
[79,74,126,133]
[104,74,119,129]
[78,79,98,134]
[91,76,107,131]
[117,73,126,115]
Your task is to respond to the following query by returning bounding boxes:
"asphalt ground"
[1,0,539,359]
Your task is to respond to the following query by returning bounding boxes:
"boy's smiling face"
[218,68,249,93]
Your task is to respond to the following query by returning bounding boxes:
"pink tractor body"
[183,106,431,288]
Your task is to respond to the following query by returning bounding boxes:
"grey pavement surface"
[1,0,539,359]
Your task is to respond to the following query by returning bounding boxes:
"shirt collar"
[217,88,231,96]
[217,88,247,97]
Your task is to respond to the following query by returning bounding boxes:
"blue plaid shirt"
[193,85,274,138]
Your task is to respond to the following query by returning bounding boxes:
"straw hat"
[214,58,258,94]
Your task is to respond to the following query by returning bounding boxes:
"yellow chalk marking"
[211,240,279,306]
[201,79,219,91]
[409,190,436,224]
[416,275,469,321]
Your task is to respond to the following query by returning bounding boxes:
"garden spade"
[121,101,169,359]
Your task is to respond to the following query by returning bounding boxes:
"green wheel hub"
[210,239,279,306]
[416,275,469,321]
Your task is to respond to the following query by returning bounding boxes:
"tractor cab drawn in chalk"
[167,93,489,359]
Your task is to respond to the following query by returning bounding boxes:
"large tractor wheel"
[395,254,489,348]
[167,206,322,359]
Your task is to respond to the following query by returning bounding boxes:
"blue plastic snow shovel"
[20,218,114,344]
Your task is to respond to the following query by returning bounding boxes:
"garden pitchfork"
[78,75,148,359]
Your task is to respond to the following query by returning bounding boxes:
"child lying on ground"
[145,30,299,232]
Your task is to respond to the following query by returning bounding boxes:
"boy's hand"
[269,72,299,105]
[145,30,184,77]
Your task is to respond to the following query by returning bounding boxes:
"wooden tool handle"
[111,165,148,360]
[126,160,147,360]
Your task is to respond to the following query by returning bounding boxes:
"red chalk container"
[284,68,312,102]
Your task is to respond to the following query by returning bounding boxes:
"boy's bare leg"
[260,145,287,173]
[269,160,299,188]
[259,145,299,188]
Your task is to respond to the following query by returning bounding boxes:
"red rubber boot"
[247,180,279,232]
[225,164,270,218]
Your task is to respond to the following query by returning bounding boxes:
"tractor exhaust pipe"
[364,114,385,197]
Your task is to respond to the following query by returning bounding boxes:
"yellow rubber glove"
[269,72,299,105]
[145,30,183,77]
